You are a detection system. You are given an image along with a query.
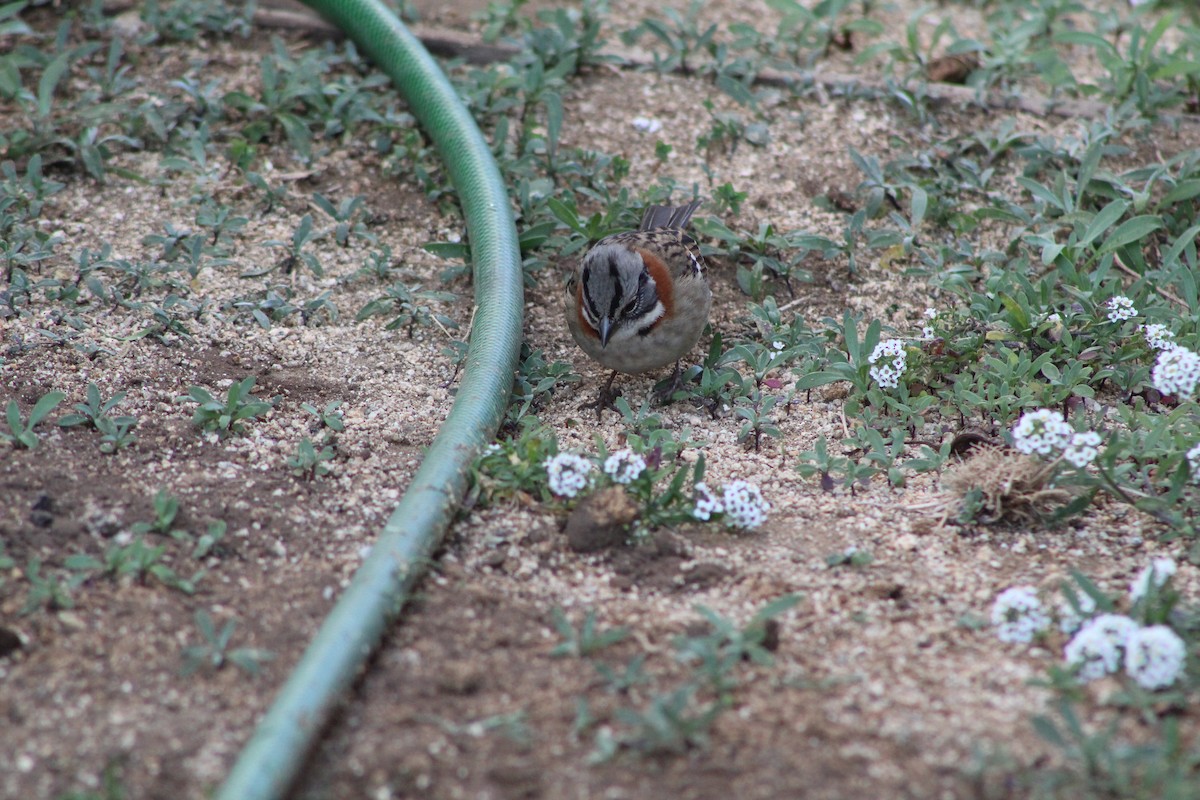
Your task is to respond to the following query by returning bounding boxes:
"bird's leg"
[578,370,622,419]
[652,359,685,405]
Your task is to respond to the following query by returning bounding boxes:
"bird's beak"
[598,317,612,348]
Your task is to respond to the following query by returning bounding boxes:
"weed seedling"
[2,390,65,449]
[550,607,630,658]
[181,610,274,677]
[287,437,335,480]
[182,377,273,437]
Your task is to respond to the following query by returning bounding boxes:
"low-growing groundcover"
[3,0,1200,798]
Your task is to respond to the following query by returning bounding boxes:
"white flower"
[1129,557,1177,603]
[1151,345,1200,400]
[867,340,907,389]
[1188,443,1200,484]
[1141,323,1176,351]
[1058,591,1097,634]
[772,340,785,351]
[1047,312,1062,325]
[869,339,906,362]
[1125,625,1186,689]
[924,307,938,319]
[992,586,1051,644]
[921,326,935,339]
[631,117,663,134]
[869,364,900,389]
[545,452,593,498]
[603,449,646,485]
[1011,409,1074,456]
[1105,295,1137,322]
[692,482,724,521]
[721,480,769,530]
[1065,613,1138,682]
[1062,430,1102,468]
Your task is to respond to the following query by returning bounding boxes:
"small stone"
[681,562,731,589]
[564,486,638,553]
[436,660,484,695]
[480,550,507,569]
[0,626,22,658]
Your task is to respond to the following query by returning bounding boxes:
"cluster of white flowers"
[868,339,907,389]
[1105,295,1137,322]
[545,452,593,498]
[1058,591,1098,634]
[1011,409,1074,455]
[1056,559,1187,690]
[1189,443,1200,484]
[692,482,723,521]
[723,480,770,529]
[1061,430,1102,469]
[602,449,646,485]
[1010,409,1103,468]
[1151,345,1200,400]
[1064,614,1135,681]
[1129,557,1177,603]
[1064,613,1140,682]
[1064,615,1187,690]
[991,586,1052,643]
[921,308,937,339]
[693,480,770,530]
[1125,626,1188,690]
[995,565,1189,691]
[1140,323,1176,351]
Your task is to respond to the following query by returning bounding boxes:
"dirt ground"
[1,1,1196,799]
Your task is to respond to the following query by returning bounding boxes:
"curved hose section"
[216,2,523,798]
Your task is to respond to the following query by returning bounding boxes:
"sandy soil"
[1,1,1194,798]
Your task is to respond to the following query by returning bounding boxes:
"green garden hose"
[215,2,523,798]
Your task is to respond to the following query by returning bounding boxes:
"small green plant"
[287,437,334,480]
[182,377,272,437]
[259,214,324,277]
[0,541,13,589]
[56,759,127,800]
[311,192,376,247]
[181,610,274,677]
[65,535,202,595]
[2,390,65,449]
[590,595,800,761]
[300,400,345,433]
[355,280,459,337]
[130,488,186,540]
[675,595,801,699]
[825,547,874,568]
[58,383,138,452]
[192,520,229,560]
[20,557,75,614]
[550,608,630,658]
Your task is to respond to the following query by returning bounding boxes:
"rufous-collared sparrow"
[565,200,711,408]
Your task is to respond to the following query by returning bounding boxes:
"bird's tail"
[639,199,703,231]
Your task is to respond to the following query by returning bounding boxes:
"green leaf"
[37,48,72,119]
[1160,223,1200,269]
[1077,198,1128,249]
[793,371,844,390]
[1031,714,1068,748]
[1098,215,1161,255]
[28,391,65,426]
[909,186,927,229]
[1159,180,1200,206]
